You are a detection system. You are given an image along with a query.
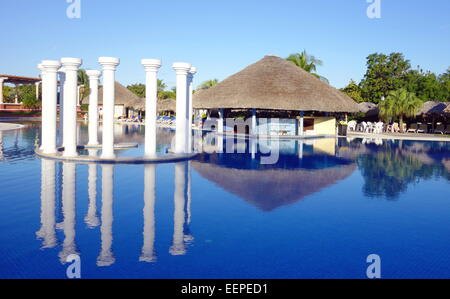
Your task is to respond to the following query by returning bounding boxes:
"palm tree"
[197,79,219,91]
[379,89,423,133]
[157,79,167,93]
[77,69,90,102]
[286,50,329,83]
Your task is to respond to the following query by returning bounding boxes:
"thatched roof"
[358,102,379,116]
[417,101,450,115]
[192,161,356,211]
[158,98,176,112]
[193,55,359,113]
[84,81,144,110]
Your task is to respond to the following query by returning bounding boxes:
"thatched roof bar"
[193,55,359,113]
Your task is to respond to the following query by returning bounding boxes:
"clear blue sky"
[1,0,449,89]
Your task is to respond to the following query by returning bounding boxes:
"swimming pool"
[1,122,450,279]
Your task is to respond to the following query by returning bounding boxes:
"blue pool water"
[1,122,450,279]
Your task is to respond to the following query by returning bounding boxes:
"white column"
[251,109,257,135]
[172,62,192,154]
[14,84,19,104]
[86,70,102,146]
[187,67,197,153]
[140,164,157,262]
[40,60,61,154]
[61,58,82,157]
[36,159,57,249]
[170,162,188,256]
[59,162,78,264]
[299,111,305,137]
[0,77,7,104]
[35,82,40,100]
[85,151,100,228]
[141,59,162,157]
[98,164,115,267]
[58,68,66,146]
[99,57,120,159]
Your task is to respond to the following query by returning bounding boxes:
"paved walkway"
[348,131,450,142]
[0,122,24,131]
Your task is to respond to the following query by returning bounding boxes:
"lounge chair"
[434,124,446,134]
[417,123,428,134]
[348,121,357,132]
[407,124,418,133]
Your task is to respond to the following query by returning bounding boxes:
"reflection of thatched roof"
[193,55,359,113]
[444,159,450,173]
[417,101,449,115]
[358,102,379,116]
[84,82,144,110]
[192,161,356,211]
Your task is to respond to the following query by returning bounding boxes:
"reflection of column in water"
[59,162,78,264]
[36,159,58,249]
[140,164,157,263]
[97,164,115,267]
[85,151,100,228]
[250,138,257,160]
[170,162,188,256]
[298,140,304,159]
[0,131,3,160]
[216,134,224,154]
[184,162,194,244]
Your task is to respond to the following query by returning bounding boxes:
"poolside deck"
[348,131,450,142]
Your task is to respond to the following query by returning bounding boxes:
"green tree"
[286,50,329,83]
[379,89,422,132]
[157,79,167,94]
[360,53,411,103]
[127,83,146,98]
[341,80,364,103]
[438,68,450,101]
[19,85,40,108]
[197,79,219,91]
[128,80,169,99]
[404,68,447,102]
[77,69,90,102]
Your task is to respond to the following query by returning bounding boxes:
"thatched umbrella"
[193,55,359,113]
[358,102,379,117]
[192,161,356,211]
[83,81,144,110]
[417,101,449,115]
[157,98,176,113]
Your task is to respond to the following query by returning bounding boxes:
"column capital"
[172,62,192,75]
[60,58,82,71]
[189,66,197,75]
[98,57,120,70]
[141,59,162,72]
[86,70,102,80]
[41,60,62,73]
